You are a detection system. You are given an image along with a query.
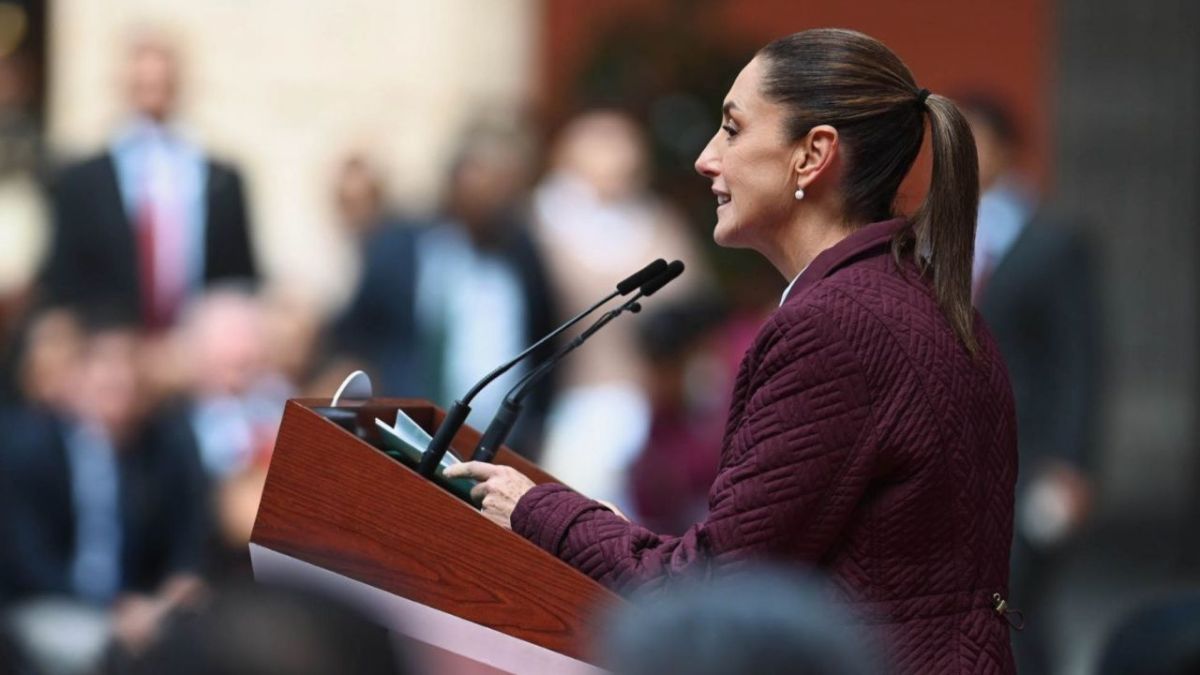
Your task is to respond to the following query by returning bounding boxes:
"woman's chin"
[713,217,747,249]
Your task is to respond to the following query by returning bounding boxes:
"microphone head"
[640,260,685,297]
[617,259,668,295]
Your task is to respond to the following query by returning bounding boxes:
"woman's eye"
[722,124,739,138]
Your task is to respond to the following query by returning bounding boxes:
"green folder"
[374,418,478,503]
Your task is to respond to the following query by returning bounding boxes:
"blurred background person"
[531,109,711,506]
[39,31,257,332]
[259,286,341,399]
[0,308,209,673]
[0,304,80,408]
[334,121,560,457]
[331,152,390,244]
[181,288,290,481]
[601,566,879,675]
[964,93,1103,675]
[175,288,292,577]
[626,296,730,534]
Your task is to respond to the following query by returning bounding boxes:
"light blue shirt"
[64,422,123,604]
[110,117,208,294]
[415,223,528,429]
[974,176,1036,289]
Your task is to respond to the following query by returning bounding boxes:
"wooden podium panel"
[251,399,619,673]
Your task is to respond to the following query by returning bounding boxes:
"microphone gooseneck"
[416,259,668,477]
[470,261,686,462]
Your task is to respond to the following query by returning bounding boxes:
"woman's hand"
[443,462,536,530]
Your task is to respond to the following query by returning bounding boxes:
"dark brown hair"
[758,28,980,353]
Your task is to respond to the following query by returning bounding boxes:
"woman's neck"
[765,205,858,281]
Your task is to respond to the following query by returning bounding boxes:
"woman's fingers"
[469,480,490,503]
[443,460,497,481]
[438,463,532,531]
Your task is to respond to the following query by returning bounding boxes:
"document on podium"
[374,415,477,503]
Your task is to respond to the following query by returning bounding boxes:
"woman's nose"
[694,136,720,178]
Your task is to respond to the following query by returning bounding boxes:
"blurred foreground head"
[1098,594,1200,675]
[552,109,649,202]
[124,30,182,122]
[602,567,879,675]
[128,582,408,675]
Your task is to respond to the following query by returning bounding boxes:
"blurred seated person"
[333,125,559,457]
[963,93,1102,673]
[0,308,209,668]
[173,288,292,575]
[179,289,290,480]
[40,31,256,332]
[0,305,83,408]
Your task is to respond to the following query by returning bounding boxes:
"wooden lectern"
[250,399,619,674]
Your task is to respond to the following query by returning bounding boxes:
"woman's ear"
[792,124,840,190]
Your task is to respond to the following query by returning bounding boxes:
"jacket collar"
[782,217,911,305]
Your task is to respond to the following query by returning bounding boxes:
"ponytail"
[760,29,982,355]
[912,94,980,354]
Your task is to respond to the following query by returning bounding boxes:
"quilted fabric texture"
[511,218,1018,674]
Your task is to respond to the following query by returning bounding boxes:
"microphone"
[470,260,685,462]
[415,258,668,477]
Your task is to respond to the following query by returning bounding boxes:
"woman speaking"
[446,28,1017,673]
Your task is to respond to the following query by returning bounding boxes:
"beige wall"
[48,0,537,311]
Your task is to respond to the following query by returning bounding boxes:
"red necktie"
[137,200,164,329]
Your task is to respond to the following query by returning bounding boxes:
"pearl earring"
[794,188,805,201]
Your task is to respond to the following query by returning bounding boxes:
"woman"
[446,28,1017,673]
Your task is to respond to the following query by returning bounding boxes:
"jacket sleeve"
[159,421,212,578]
[206,163,259,284]
[510,303,875,593]
[0,416,73,599]
[39,167,87,307]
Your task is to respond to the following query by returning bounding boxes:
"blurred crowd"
[0,19,1193,675]
[0,32,764,673]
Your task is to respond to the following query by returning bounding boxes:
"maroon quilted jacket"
[511,218,1018,674]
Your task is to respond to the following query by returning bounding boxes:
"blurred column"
[1054,1,1200,524]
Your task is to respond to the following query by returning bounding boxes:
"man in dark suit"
[41,33,256,330]
[332,132,560,459]
[0,310,209,660]
[965,95,1103,675]
[0,408,208,605]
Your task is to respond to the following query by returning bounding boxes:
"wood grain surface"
[251,399,619,663]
